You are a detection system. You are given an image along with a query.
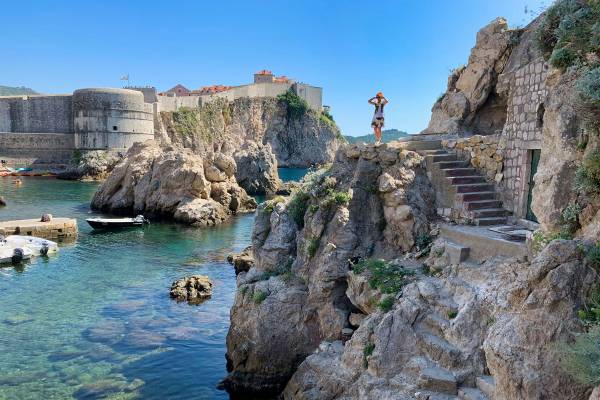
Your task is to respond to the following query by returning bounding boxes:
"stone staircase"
[396,277,497,399]
[399,137,509,226]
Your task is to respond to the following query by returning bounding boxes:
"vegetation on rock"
[288,191,310,228]
[378,296,395,312]
[352,259,414,295]
[252,290,268,304]
[575,153,600,194]
[277,89,309,120]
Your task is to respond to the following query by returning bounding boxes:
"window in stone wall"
[113,126,118,131]
[536,103,545,129]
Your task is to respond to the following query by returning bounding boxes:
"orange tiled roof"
[191,85,232,95]
[255,69,273,75]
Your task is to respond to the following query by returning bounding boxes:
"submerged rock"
[83,319,126,345]
[91,141,256,226]
[170,275,213,304]
[122,330,166,350]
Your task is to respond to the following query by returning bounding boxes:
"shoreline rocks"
[170,275,213,304]
[91,140,256,226]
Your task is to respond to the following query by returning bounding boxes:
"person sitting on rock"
[368,92,388,145]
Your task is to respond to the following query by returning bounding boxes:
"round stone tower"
[72,88,154,150]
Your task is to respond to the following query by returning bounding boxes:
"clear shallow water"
[0,177,254,400]
[277,168,308,183]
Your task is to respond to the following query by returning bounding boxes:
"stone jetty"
[0,217,77,240]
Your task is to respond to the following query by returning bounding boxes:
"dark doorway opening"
[526,149,541,222]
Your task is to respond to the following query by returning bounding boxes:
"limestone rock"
[158,97,342,168]
[91,140,256,226]
[234,141,282,195]
[423,18,512,134]
[224,142,436,396]
[227,246,255,275]
[170,275,213,304]
[57,150,121,181]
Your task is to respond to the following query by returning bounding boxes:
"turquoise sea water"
[0,177,254,400]
[277,168,308,183]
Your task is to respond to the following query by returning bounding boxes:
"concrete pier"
[0,218,77,240]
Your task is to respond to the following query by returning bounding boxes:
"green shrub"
[252,290,268,304]
[577,67,600,106]
[363,343,375,367]
[309,204,319,213]
[288,191,310,228]
[587,244,600,267]
[550,47,578,69]
[559,324,600,385]
[352,259,414,295]
[321,190,351,209]
[447,310,458,319]
[238,286,248,296]
[378,296,395,312]
[416,233,433,252]
[277,89,309,120]
[577,286,600,327]
[319,110,335,126]
[535,0,600,63]
[307,237,320,258]
[532,230,574,253]
[562,202,582,234]
[264,196,286,213]
[575,154,600,194]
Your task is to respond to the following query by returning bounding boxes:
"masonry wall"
[0,132,75,164]
[497,57,548,219]
[0,95,73,134]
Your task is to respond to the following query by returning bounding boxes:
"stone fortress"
[0,70,323,167]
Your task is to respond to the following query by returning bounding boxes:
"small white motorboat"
[86,215,150,230]
[0,245,34,264]
[4,235,59,256]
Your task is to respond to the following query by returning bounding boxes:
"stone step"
[476,376,495,397]
[444,168,477,177]
[445,241,470,264]
[418,365,458,395]
[474,217,507,226]
[471,208,509,218]
[419,313,450,337]
[458,387,488,400]
[401,140,443,151]
[419,332,463,370]
[421,149,448,155]
[440,224,528,262]
[449,176,486,185]
[464,199,502,210]
[455,184,495,194]
[435,160,470,169]
[432,154,458,163]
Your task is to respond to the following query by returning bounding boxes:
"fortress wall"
[157,95,201,112]
[0,95,73,134]
[294,83,323,110]
[0,132,75,164]
[73,88,155,150]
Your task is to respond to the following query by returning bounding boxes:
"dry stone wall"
[497,57,549,217]
[442,134,505,182]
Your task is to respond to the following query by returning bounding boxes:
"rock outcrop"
[158,97,342,168]
[222,142,435,396]
[91,140,256,226]
[423,18,513,135]
[58,150,121,181]
[170,275,213,304]
[233,142,282,195]
[284,240,594,399]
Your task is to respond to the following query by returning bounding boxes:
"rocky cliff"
[222,4,600,399]
[157,96,343,193]
[91,140,256,226]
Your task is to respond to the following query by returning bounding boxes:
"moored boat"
[4,235,59,256]
[0,245,34,264]
[86,215,149,230]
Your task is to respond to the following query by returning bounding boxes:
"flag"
[120,74,129,81]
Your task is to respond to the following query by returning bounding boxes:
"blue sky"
[1,0,548,136]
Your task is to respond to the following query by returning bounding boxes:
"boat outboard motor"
[40,243,49,256]
[12,248,24,263]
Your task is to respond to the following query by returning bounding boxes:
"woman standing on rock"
[368,92,388,144]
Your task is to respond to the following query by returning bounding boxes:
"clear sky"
[1,0,548,136]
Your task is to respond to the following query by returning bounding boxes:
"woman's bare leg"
[375,126,382,143]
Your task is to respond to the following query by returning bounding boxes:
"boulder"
[57,150,121,181]
[91,140,256,226]
[234,142,281,195]
[227,246,255,275]
[170,275,213,304]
